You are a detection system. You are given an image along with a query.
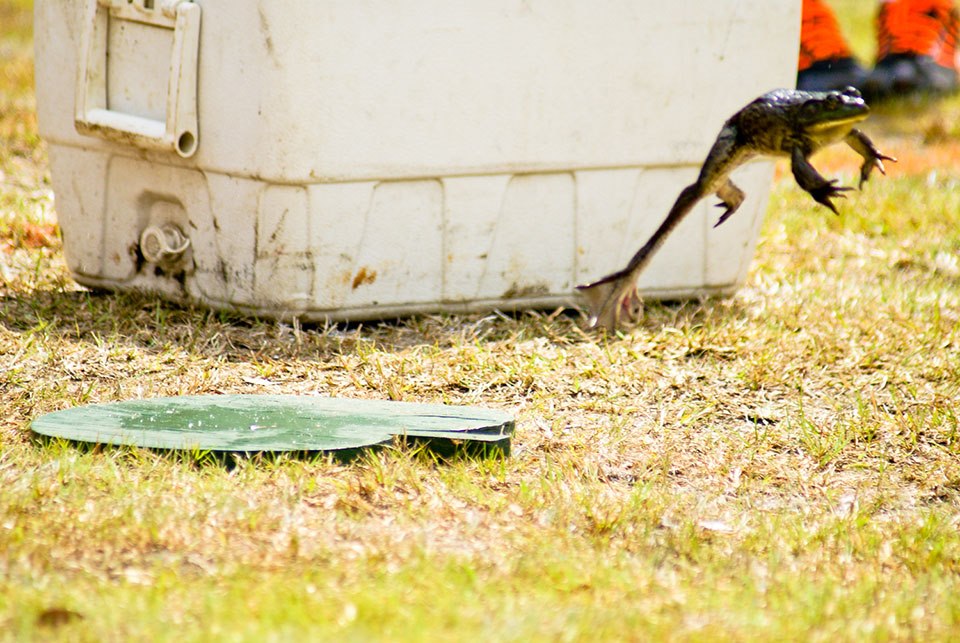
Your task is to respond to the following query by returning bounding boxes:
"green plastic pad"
[30,395,513,455]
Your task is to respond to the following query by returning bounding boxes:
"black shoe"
[797,57,871,93]
[866,1,960,100]
[865,53,959,99]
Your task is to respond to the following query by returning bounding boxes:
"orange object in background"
[875,0,959,67]
[798,0,959,96]
[798,0,856,73]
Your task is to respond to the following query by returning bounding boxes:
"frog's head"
[798,86,870,133]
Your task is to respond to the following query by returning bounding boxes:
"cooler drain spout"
[139,224,191,272]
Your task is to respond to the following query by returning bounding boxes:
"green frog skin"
[577,86,896,330]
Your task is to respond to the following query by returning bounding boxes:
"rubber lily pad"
[30,395,513,456]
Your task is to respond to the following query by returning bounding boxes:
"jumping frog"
[576,86,896,330]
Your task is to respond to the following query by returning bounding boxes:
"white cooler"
[35,0,800,321]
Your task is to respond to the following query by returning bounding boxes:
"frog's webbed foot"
[845,128,897,188]
[576,272,643,330]
[712,179,746,228]
[791,146,852,215]
[808,180,853,215]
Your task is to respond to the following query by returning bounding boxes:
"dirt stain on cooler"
[351,267,377,290]
[501,282,549,299]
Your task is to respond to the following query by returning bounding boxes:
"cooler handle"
[75,0,201,158]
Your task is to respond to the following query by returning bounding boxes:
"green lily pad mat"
[31,395,513,455]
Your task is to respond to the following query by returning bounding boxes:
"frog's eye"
[825,94,842,109]
[841,86,862,99]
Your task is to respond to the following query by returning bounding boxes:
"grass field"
[3,0,960,639]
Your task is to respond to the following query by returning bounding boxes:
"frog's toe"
[859,153,896,187]
[713,202,737,228]
[618,288,644,325]
[811,181,852,214]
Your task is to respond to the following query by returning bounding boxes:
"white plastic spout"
[140,224,191,268]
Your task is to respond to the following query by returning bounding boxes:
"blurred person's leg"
[866,0,959,97]
[797,0,870,92]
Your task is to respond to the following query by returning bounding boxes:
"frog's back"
[732,89,803,154]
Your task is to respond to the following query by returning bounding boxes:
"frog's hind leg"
[577,271,644,329]
[712,179,745,228]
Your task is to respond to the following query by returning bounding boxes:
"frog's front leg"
[845,128,897,188]
[790,146,852,214]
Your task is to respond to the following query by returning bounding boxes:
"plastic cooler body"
[35,1,801,320]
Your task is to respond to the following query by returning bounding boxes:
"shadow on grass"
[0,283,757,361]
[30,431,510,469]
